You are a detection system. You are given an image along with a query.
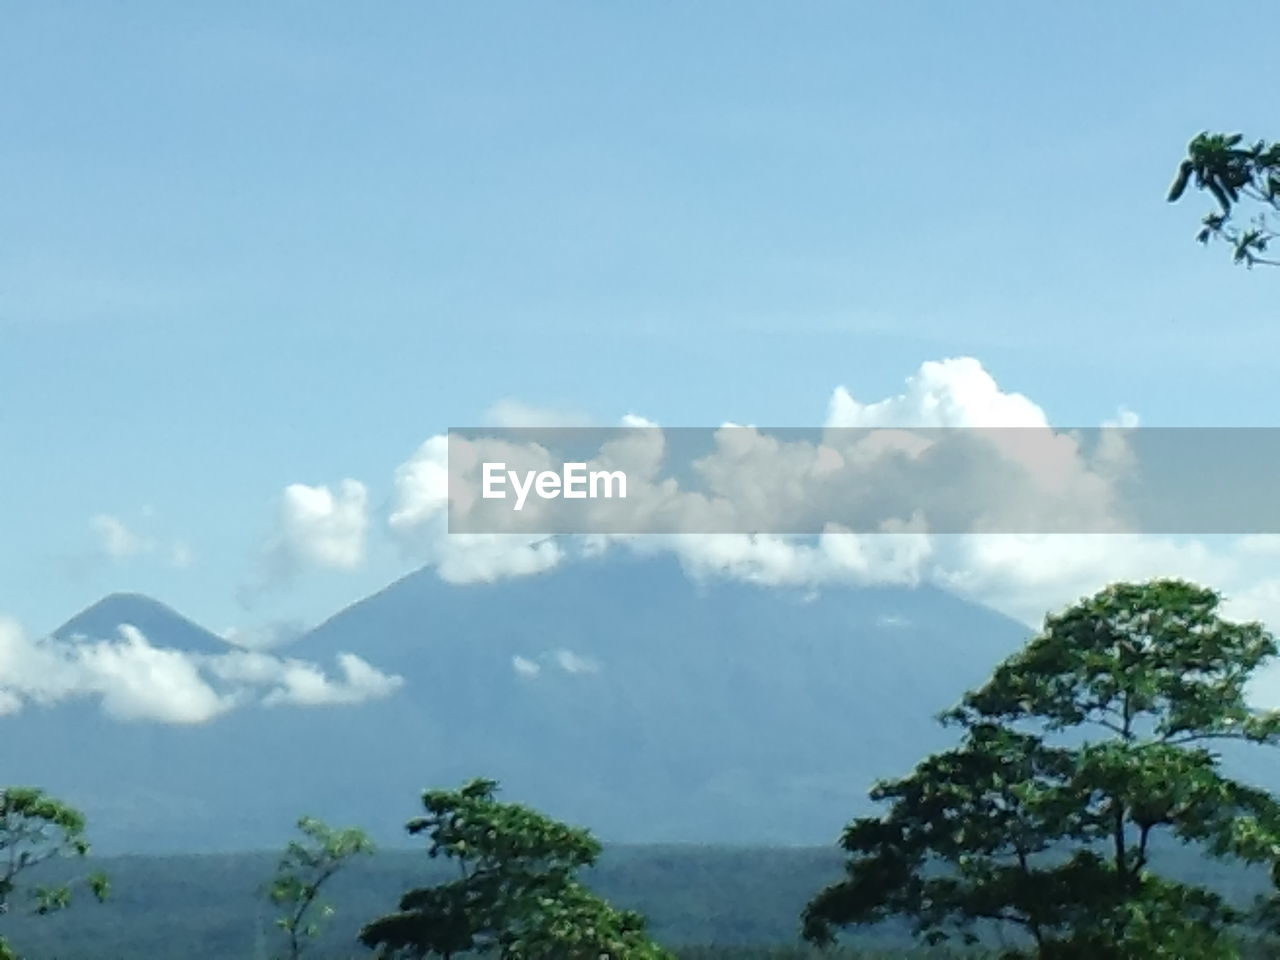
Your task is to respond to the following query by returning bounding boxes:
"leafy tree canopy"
[359,777,672,959]
[803,579,1280,959]
[1168,132,1280,266]
[266,815,374,960]
[0,787,108,960]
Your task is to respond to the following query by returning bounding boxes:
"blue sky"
[3,2,1278,639]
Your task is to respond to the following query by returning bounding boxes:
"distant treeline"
[1,843,1270,959]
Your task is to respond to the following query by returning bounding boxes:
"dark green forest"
[0,843,1272,959]
[0,846,878,958]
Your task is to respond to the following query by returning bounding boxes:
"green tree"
[359,777,673,959]
[0,787,109,960]
[265,815,375,960]
[803,579,1280,958]
[1167,132,1280,266]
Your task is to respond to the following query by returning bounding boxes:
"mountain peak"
[52,593,228,655]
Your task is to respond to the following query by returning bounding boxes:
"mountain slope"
[52,592,230,655]
[2,556,1033,853]
[291,554,1032,844]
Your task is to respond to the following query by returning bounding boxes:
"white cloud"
[378,367,1280,708]
[483,399,594,428]
[552,649,599,674]
[0,688,24,716]
[444,369,1133,543]
[390,368,1081,586]
[509,650,600,679]
[659,522,933,590]
[92,515,152,560]
[436,535,563,583]
[277,480,369,571]
[0,618,402,725]
[210,651,403,708]
[248,481,369,596]
[925,534,1232,627]
[81,626,234,723]
[220,620,307,651]
[88,514,195,571]
[825,357,1048,429]
[0,618,232,724]
[388,436,449,537]
[512,655,541,677]
[388,436,564,584]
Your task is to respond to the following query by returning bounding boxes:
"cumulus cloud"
[247,480,369,597]
[81,626,233,723]
[391,364,1091,586]
[376,363,1280,711]
[0,618,232,723]
[0,618,402,725]
[641,525,932,590]
[825,357,1048,429]
[389,435,564,584]
[446,385,1136,542]
[208,649,403,708]
[276,480,369,571]
[395,361,1122,590]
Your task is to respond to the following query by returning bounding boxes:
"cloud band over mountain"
[446,425,1276,536]
[383,358,1280,647]
[0,618,402,725]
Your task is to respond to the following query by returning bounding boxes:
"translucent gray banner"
[445,427,1279,534]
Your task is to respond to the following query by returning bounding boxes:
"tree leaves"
[1168,132,1280,267]
[0,787,107,959]
[360,778,672,959]
[264,815,374,960]
[804,578,1280,957]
